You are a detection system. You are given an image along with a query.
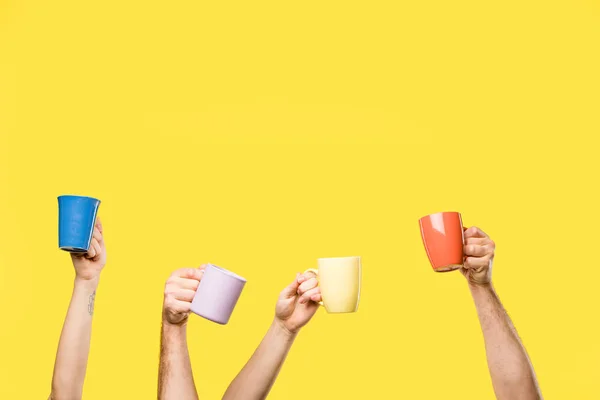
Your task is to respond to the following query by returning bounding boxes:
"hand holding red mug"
[461,226,495,286]
[419,213,495,284]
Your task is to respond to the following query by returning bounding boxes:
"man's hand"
[461,226,495,286]
[70,218,106,281]
[159,266,206,400]
[275,271,322,334]
[163,266,206,326]
[463,226,542,399]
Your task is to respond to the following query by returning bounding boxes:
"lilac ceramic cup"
[190,264,246,325]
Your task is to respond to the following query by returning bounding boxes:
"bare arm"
[223,272,321,400]
[223,320,296,400]
[462,226,542,400]
[50,219,106,400]
[158,321,199,400]
[50,279,98,400]
[470,283,542,400]
[158,267,206,400]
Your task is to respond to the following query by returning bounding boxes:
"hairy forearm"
[158,321,198,400]
[50,277,98,400]
[223,320,296,400]
[470,283,542,400]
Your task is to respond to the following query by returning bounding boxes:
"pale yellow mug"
[305,256,361,313]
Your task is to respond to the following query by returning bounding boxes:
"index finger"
[198,264,209,271]
[464,226,488,239]
[298,270,317,283]
[171,267,204,281]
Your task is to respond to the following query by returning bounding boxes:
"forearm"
[223,319,296,400]
[50,277,98,400]
[158,321,198,400]
[470,283,541,400]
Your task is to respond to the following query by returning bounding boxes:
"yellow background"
[1,0,599,398]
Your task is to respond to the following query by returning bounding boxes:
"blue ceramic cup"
[58,195,101,253]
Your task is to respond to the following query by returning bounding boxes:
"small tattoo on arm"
[88,290,96,316]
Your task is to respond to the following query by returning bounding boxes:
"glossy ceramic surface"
[419,212,464,272]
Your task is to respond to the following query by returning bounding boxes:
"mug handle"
[302,268,323,306]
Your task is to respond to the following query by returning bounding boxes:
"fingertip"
[183,268,199,280]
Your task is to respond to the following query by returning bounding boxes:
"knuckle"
[306,278,318,289]
[164,299,174,309]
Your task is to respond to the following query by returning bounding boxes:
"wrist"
[162,313,189,329]
[468,281,495,296]
[74,276,99,291]
[273,318,298,340]
[162,319,188,340]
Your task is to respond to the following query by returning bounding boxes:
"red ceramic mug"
[419,212,464,272]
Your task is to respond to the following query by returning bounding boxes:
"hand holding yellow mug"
[304,256,361,313]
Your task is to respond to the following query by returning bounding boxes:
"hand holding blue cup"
[58,195,101,253]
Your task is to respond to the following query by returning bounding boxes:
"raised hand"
[70,217,106,281]
[50,217,107,400]
[462,226,542,399]
[163,266,206,326]
[223,271,323,400]
[159,266,207,400]
[275,271,322,334]
[461,226,495,286]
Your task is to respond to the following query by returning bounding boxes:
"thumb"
[280,273,301,299]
